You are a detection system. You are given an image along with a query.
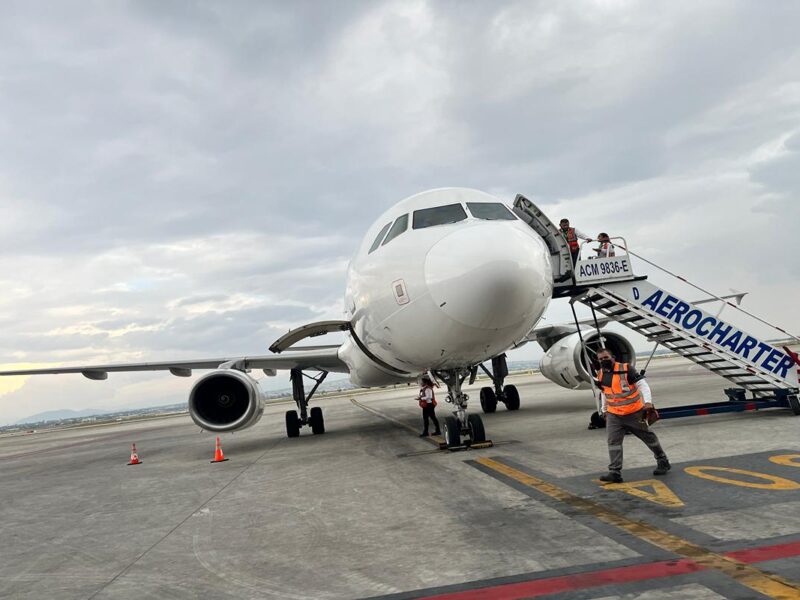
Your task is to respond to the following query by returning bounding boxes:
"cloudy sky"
[1,1,799,424]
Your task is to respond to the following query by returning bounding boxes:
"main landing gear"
[432,369,487,449]
[285,368,328,438]
[477,354,520,414]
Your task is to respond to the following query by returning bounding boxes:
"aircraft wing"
[0,346,348,380]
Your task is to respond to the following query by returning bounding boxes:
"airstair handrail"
[612,241,800,344]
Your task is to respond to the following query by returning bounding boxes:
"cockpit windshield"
[466,202,516,221]
[368,222,392,253]
[382,214,408,246]
[412,203,468,229]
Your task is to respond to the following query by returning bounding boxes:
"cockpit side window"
[467,202,517,221]
[412,203,468,229]
[368,222,392,253]
[382,214,408,246]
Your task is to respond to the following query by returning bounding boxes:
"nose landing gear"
[478,354,521,413]
[433,368,489,449]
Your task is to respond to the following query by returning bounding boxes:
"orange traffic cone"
[127,443,142,466]
[210,436,229,463]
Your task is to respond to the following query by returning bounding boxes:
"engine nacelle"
[539,330,635,390]
[188,370,265,432]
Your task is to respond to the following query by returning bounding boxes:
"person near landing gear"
[417,375,441,437]
[595,347,670,483]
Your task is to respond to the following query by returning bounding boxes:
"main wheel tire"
[480,387,497,414]
[285,410,301,438]
[443,416,461,448]
[789,395,800,416]
[504,385,520,411]
[309,406,325,434]
[467,413,486,443]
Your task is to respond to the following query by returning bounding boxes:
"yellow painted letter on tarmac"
[597,479,685,508]
[685,466,800,490]
[769,454,800,468]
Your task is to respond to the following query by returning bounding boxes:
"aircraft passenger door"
[512,194,573,286]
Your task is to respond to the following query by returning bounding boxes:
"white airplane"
[1,188,561,447]
[0,186,759,444]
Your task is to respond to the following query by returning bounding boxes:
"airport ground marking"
[475,456,800,599]
[685,466,800,490]
[594,478,685,508]
[770,454,800,468]
[412,539,800,600]
[349,397,442,448]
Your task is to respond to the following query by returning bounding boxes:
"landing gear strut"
[432,368,487,449]
[478,354,520,413]
[285,368,328,438]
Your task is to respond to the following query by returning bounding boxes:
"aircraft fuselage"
[339,188,553,386]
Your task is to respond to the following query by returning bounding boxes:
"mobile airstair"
[512,194,800,418]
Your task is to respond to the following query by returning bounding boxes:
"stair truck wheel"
[789,395,800,416]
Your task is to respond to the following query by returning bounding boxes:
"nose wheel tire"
[443,416,461,448]
[480,387,497,413]
[503,385,520,411]
[467,414,486,443]
[309,406,325,434]
[285,410,301,438]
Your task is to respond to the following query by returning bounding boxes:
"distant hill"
[15,408,109,425]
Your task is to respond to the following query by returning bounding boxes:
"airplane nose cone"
[424,224,552,330]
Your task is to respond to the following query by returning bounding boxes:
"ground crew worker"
[559,218,591,265]
[417,375,441,437]
[595,347,670,483]
[594,232,615,258]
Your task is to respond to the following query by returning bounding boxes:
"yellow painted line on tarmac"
[593,478,685,508]
[685,466,800,490]
[770,454,800,468]
[477,457,800,599]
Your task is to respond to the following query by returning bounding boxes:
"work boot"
[432,430,441,436]
[599,472,623,483]
[653,458,671,476]
[419,432,429,437]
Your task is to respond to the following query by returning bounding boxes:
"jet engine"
[188,370,265,432]
[539,330,635,390]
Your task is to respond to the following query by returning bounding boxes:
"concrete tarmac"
[1,356,799,599]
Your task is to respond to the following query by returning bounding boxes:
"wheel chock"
[469,440,494,450]
[442,440,495,452]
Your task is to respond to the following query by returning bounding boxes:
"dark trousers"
[570,248,580,265]
[422,405,440,434]
[607,410,667,473]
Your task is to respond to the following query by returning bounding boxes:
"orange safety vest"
[562,227,579,251]
[418,385,437,409]
[597,362,643,416]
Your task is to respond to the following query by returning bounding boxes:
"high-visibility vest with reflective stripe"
[597,362,643,416]
[418,385,437,408]
[563,227,579,250]
[598,242,614,257]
